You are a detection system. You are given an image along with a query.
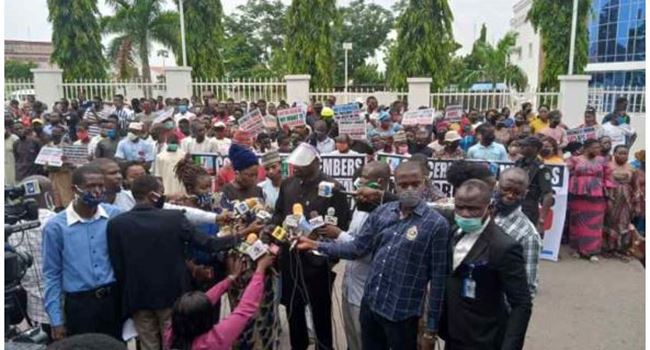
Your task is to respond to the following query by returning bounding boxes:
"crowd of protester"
[3,91,645,350]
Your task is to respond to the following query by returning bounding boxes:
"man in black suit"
[440,179,532,350]
[106,175,253,350]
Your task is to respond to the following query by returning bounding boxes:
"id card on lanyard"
[461,263,477,299]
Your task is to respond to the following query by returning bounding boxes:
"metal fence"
[4,79,35,102]
[191,78,286,103]
[60,79,166,101]
[430,88,560,111]
[588,86,645,114]
[309,87,407,105]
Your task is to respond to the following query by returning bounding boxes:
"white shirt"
[327,149,359,155]
[154,150,187,195]
[258,178,280,210]
[117,190,217,225]
[602,122,635,150]
[214,137,232,155]
[316,137,336,154]
[5,134,19,186]
[452,218,491,270]
[337,209,372,306]
[181,137,219,154]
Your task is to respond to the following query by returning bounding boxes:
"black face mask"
[494,192,524,216]
[153,193,166,209]
[356,200,380,213]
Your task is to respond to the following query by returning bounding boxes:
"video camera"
[4,183,41,339]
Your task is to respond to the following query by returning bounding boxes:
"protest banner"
[277,107,306,128]
[338,119,367,140]
[88,125,102,137]
[238,109,265,136]
[152,108,175,125]
[333,103,361,121]
[567,126,598,143]
[35,147,63,167]
[444,105,463,123]
[402,108,435,126]
[62,145,90,166]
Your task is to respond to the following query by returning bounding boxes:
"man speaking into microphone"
[271,143,351,350]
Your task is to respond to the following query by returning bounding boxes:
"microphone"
[318,181,355,198]
[308,210,325,230]
[256,210,272,223]
[324,207,338,226]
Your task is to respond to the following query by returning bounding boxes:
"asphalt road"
[282,245,646,350]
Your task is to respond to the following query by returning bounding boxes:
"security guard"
[515,136,553,233]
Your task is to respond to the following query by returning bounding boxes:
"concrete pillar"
[165,67,193,99]
[285,75,311,104]
[558,75,591,127]
[407,77,432,108]
[31,68,63,109]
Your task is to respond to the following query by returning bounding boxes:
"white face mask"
[127,132,139,141]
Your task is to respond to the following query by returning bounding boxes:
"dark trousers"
[283,260,335,350]
[360,300,418,350]
[64,284,121,340]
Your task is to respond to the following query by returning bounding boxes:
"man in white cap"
[258,150,282,210]
[271,142,352,350]
[115,122,155,170]
[212,121,231,155]
[433,130,465,159]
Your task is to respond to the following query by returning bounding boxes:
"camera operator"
[6,175,56,340]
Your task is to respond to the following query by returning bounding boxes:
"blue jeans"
[359,299,418,350]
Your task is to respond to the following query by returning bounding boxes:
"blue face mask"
[106,129,117,139]
[196,192,213,207]
[454,213,485,233]
[616,116,626,125]
[75,186,105,207]
[178,105,188,113]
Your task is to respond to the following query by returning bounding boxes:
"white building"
[509,0,542,91]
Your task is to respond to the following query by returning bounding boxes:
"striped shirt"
[494,207,542,298]
[114,107,135,131]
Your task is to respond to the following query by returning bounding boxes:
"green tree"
[222,0,287,78]
[335,0,394,86]
[528,0,591,89]
[285,0,338,88]
[48,0,107,79]
[5,60,38,80]
[351,63,385,86]
[103,0,180,82]
[456,29,528,90]
[386,0,458,90]
[174,0,225,78]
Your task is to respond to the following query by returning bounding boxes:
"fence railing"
[191,78,286,103]
[309,87,407,105]
[4,79,35,102]
[430,88,560,111]
[61,79,166,101]
[588,86,645,114]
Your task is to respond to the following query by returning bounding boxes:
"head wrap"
[229,143,259,171]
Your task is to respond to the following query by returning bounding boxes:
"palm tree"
[459,31,528,90]
[103,0,179,81]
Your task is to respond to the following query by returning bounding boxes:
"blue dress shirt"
[318,200,450,331]
[42,203,123,326]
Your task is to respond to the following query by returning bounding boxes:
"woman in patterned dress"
[566,139,613,262]
[603,145,638,260]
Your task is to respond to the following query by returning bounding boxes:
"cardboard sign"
[338,119,367,140]
[333,103,361,121]
[277,107,306,128]
[444,105,463,123]
[35,147,63,167]
[152,108,175,125]
[62,145,90,166]
[402,108,435,126]
[566,126,597,143]
[238,109,265,136]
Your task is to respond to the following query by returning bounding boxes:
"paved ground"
[278,245,645,350]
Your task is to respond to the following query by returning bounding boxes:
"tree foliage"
[285,0,338,88]
[453,26,528,90]
[48,0,107,80]
[103,0,180,81]
[174,0,225,79]
[528,0,591,89]
[351,63,385,86]
[386,0,458,90]
[5,60,38,80]
[334,0,394,86]
[223,0,287,79]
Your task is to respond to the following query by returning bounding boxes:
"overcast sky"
[5,0,516,68]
